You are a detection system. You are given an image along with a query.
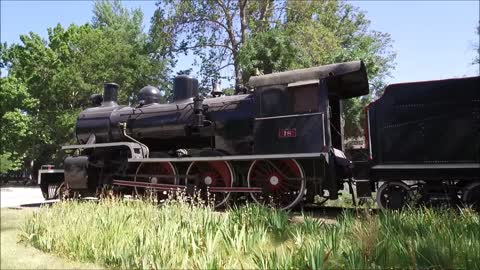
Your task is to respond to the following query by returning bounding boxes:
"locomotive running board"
[112,180,262,193]
[372,163,480,169]
[127,152,326,163]
[62,142,148,159]
[209,187,262,193]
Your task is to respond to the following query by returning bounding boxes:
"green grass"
[20,199,480,269]
[1,208,101,270]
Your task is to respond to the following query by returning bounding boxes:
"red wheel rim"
[134,162,178,201]
[186,161,234,208]
[248,159,305,210]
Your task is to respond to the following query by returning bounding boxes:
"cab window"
[289,83,319,114]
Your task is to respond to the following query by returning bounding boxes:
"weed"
[20,199,480,269]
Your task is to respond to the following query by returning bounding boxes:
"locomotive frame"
[57,61,369,210]
[40,61,480,210]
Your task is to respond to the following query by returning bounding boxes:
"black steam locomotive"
[39,60,480,210]
[49,61,365,210]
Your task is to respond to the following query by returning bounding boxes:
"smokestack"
[103,83,119,106]
[173,75,199,102]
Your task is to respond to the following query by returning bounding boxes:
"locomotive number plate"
[278,128,297,138]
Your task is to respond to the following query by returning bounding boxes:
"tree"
[0,76,38,172]
[2,0,171,170]
[150,0,395,137]
[92,0,173,100]
[149,0,282,89]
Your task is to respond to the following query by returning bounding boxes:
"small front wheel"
[55,181,72,200]
[376,181,411,210]
[463,182,480,210]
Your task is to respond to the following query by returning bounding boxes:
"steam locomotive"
[39,60,480,210]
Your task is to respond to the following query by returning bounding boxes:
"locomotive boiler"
[57,60,369,209]
[75,76,255,156]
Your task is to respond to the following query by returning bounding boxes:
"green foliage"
[0,76,38,116]
[2,0,171,168]
[239,0,395,138]
[93,0,143,33]
[152,0,396,137]
[0,76,39,172]
[238,28,297,82]
[21,199,480,269]
[289,1,395,76]
[222,87,235,96]
[150,0,284,88]
[0,152,21,173]
[1,0,401,168]
[343,97,370,138]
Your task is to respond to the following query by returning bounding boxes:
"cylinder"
[173,75,199,102]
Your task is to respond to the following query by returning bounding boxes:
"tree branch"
[258,0,271,31]
[175,18,230,33]
[168,43,234,54]
[215,62,234,72]
[215,0,237,52]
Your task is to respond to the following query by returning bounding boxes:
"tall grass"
[21,199,480,269]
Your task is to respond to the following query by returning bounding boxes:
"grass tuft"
[20,198,480,269]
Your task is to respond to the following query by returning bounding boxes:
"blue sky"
[1,0,479,85]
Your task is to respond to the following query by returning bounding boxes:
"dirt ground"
[1,207,102,269]
[0,185,47,208]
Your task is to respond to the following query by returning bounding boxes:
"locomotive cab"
[249,61,369,199]
[252,81,327,154]
[249,61,368,155]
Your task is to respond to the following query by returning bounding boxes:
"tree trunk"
[236,0,248,86]
[233,52,242,86]
[239,0,248,43]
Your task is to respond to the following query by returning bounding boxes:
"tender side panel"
[369,76,480,165]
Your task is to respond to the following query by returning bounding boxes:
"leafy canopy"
[1,0,170,171]
[1,0,398,172]
[150,0,396,137]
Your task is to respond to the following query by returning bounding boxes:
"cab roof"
[248,60,369,99]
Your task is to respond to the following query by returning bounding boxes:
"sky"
[1,0,479,85]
